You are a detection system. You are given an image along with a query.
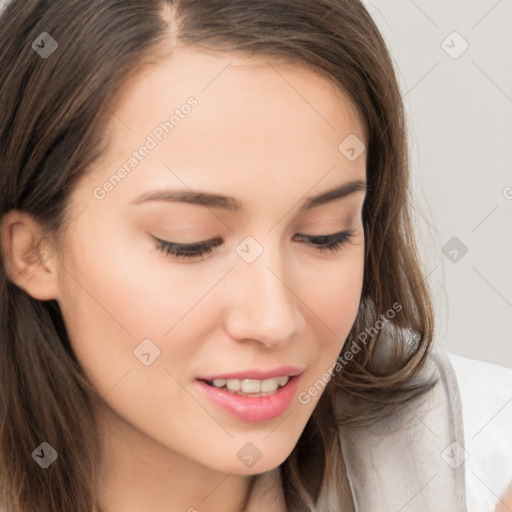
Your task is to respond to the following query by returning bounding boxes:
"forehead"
[85,46,366,209]
[106,46,365,138]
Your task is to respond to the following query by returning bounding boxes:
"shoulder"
[338,347,468,511]
[446,352,512,512]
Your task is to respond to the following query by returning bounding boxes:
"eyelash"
[153,229,357,260]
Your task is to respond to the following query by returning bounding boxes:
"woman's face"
[54,47,367,475]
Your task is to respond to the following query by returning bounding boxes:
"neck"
[92,403,256,512]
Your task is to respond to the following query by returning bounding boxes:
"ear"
[0,210,60,301]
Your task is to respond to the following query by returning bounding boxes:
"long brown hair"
[0,1,436,511]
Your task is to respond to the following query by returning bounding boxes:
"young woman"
[0,1,467,511]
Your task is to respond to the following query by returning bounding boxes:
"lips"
[196,365,304,381]
[195,373,302,422]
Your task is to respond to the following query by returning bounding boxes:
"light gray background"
[366,0,512,367]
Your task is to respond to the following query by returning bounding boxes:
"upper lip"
[197,366,305,381]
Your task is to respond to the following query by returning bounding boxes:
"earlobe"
[0,210,60,301]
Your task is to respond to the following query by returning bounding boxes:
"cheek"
[300,245,364,327]
[277,250,365,418]
[306,263,363,323]
[298,247,365,365]
[56,228,228,392]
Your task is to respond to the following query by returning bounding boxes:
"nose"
[223,246,304,349]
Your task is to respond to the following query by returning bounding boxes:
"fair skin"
[1,47,366,512]
[495,481,512,512]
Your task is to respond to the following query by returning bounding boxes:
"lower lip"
[195,375,301,423]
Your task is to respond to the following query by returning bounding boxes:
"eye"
[153,236,223,260]
[153,228,357,260]
[292,228,357,253]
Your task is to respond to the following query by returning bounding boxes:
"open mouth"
[195,373,302,422]
[197,375,292,398]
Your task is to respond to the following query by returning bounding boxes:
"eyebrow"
[132,179,367,212]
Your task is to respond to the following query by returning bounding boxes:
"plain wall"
[367,0,512,367]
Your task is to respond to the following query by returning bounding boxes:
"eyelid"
[153,236,222,258]
[152,228,357,260]
[293,229,352,243]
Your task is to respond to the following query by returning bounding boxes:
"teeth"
[226,379,241,391]
[241,379,261,393]
[279,376,289,386]
[209,376,290,394]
